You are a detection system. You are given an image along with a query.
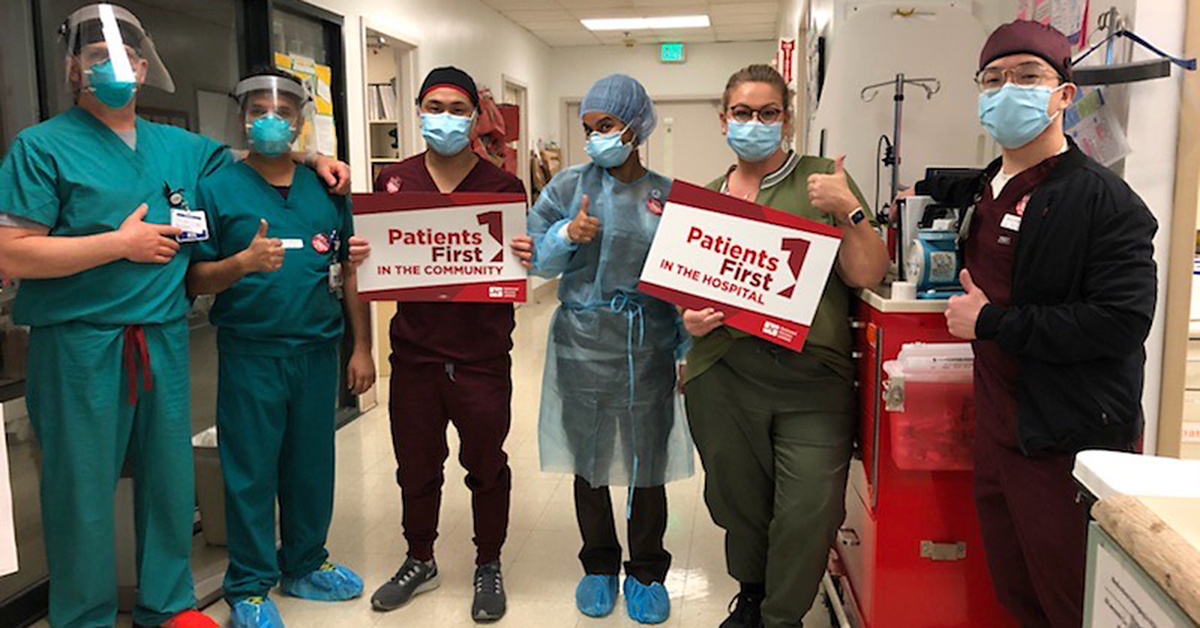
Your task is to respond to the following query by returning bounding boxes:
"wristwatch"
[846,207,866,226]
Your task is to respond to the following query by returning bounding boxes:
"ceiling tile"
[569,7,641,19]
[636,3,708,16]
[709,2,778,17]
[632,0,706,6]
[501,9,574,21]
[535,30,603,46]
[481,0,563,9]
[709,12,776,26]
[557,0,636,9]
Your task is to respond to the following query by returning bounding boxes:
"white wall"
[307,0,553,193]
[546,41,777,143]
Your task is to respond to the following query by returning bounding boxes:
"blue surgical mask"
[421,112,473,156]
[86,59,137,109]
[586,130,634,169]
[247,114,294,156]
[978,83,1065,150]
[726,120,783,162]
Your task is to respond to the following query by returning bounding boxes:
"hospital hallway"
[28,296,833,628]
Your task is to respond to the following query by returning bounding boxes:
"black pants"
[574,476,671,585]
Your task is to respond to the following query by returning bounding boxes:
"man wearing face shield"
[512,74,690,625]
[365,67,527,624]
[938,21,1157,627]
[184,68,373,628]
[0,5,355,628]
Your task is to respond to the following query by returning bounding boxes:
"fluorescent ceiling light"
[581,15,710,31]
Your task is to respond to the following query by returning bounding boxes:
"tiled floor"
[33,298,836,628]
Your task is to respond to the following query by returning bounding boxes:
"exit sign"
[661,42,685,63]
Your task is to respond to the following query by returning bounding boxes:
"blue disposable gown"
[530,162,693,488]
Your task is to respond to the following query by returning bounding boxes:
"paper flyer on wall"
[1065,88,1131,167]
[275,52,338,156]
[1017,0,1089,46]
[0,404,17,577]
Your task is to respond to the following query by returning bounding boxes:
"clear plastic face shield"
[61,4,175,107]
[232,74,314,156]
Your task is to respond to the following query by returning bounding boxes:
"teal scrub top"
[194,162,353,357]
[0,106,233,327]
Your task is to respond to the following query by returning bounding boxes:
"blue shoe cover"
[624,577,670,624]
[575,574,619,617]
[230,597,283,628]
[281,562,364,601]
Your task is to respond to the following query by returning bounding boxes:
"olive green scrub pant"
[685,338,855,628]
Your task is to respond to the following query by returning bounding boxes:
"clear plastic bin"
[884,343,976,471]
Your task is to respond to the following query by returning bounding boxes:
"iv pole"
[861,73,940,209]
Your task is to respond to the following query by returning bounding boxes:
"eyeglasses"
[975,62,1062,93]
[727,105,784,124]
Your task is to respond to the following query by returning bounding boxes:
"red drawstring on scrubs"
[122,325,153,405]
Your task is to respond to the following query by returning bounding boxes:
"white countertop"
[857,285,950,314]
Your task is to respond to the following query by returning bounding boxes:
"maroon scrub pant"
[389,354,513,565]
[974,438,1088,628]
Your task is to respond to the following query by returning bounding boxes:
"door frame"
[359,18,420,165]
[559,93,722,169]
[1157,0,1200,457]
[501,73,531,194]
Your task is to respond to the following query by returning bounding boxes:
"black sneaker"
[371,557,440,611]
[720,590,764,628]
[471,561,506,623]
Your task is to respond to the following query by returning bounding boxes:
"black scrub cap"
[417,66,480,109]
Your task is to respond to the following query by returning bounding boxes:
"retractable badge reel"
[327,229,344,298]
[165,183,208,242]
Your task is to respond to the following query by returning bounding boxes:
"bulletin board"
[275,52,339,157]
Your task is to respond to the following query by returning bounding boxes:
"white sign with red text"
[352,192,528,302]
[638,181,842,351]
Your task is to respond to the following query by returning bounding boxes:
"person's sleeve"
[196,134,235,179]
[528,175,578,278]
[975,183,1158,363]
[0,137,60,228]
[191,180,222,262]
[338,194,354,262]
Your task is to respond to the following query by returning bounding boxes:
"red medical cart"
[825,288,1017,628]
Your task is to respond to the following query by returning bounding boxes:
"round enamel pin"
[312,233,331,254]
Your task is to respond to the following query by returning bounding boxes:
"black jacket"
[934,140,1158,454]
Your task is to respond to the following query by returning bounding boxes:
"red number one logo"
[477,210,504,262]
[777,237,810,298]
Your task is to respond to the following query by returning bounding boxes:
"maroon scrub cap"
[980,20,1074,81]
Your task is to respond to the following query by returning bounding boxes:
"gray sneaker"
[371,557,440,611]
[471,561,506,623]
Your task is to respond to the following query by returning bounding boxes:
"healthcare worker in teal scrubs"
[186,69,374,628]
[0,6,353,628]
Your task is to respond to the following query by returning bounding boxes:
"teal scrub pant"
[27,320,196,628]
[217,345,338,602]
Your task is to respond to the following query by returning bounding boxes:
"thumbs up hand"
[567,195,601,244]
[945,269,990,340]
[237,219,285,274]
[807,154,861,222]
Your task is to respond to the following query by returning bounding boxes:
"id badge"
[1000,213,1022,232]
[328,262,344,297]
[172,209,209,243]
